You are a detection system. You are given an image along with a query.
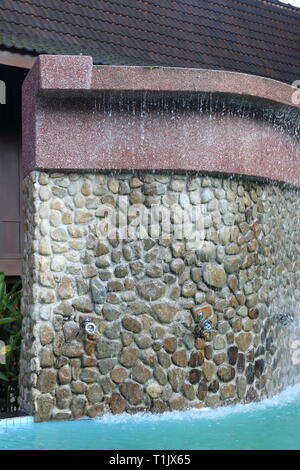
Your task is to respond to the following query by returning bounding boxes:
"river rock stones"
[20,171,299,422]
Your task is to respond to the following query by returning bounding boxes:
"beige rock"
[95,255,110,268]
[76,278,89,296]
[62,211,73,224]
[224,256,241,274]
[79,368,100,383]
[39,186,51,201]
[146,264,163,278]
[55,385,72,409]
[51,228,68,242]
[58,276,74,299]
[213,352,226,365]
[171,241,185,258]
[220,384,235,400]
[39,238,52,255]
[39,347,55,367]
[72,296,93,313]
[132,362,152,384]
[108,180,119,193]
[172,349,188,367]
[50,210,63,228]
[111,367,128,384]
[217,366,235,382]
[137,279,166,301]
[170,258,185,274]
[202,362,217,381]
[120,381,143,405]
[119,347,140,368]
[36,394,54,421]
[95,241,110,256]
[82,265,98,278]
[134,333,152,350]
[71,381,87,394]
[58,365,72,385]
[219,226,231,245]
[146,382,162,398]
[203,264,227,288]
[68,226,82,238]
[167,368,186,392]
[102,305,121,321]
[182,280,197,297]
[75,210,93,224]
[236,376,247,398]
[130,177,143,188]
[71,394,87,418]
[153,365,167,386]
[39,173,49,185]
[196,242,217,262]
[152,302,178,323]
[87,404,105,418]
[110,392,127,414]
[169,395,186,411]
[197,382,208,400]
[236,332,252,351]
[38,369,57,393]
[39,272,56,288]
[163,336,177,353]
[62,340,84,358]
[96,339,121,359]
[237,306,248,317]
[54,301,73,316]
[51,199,64,211]
[86,383,103,403]
[81,181,92,196]
[39,323,55,345]
[213,335,226,350]
[181,383,195,401]
[205,395,220,408]
[51,255,66,272]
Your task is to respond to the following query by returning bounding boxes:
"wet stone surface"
[19,171,300,421]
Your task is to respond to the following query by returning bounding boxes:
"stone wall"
[19,170,300,421]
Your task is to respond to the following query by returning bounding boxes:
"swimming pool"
[1,384,300,450]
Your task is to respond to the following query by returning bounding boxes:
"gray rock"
[90,278,106,303]
[96,340,122,359]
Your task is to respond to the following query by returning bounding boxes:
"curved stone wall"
[19,170,300,421]
[19,55,300,421]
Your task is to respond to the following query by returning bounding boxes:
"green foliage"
[0,273,22,412]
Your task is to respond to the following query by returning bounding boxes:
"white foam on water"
[96,382,300,425]
[0,416,33,427]
[1,383,300,430]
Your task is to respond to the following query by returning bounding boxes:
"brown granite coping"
[25,55,300,109]
[22,55,300,186]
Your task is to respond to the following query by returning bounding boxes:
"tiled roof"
[0,0,299,83]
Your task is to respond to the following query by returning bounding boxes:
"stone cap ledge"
[23,55,300,110]
[22,55,300,187]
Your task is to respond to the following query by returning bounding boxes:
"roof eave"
[0,48,36,69]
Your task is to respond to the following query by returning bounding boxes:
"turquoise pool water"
[1,384,300,450]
